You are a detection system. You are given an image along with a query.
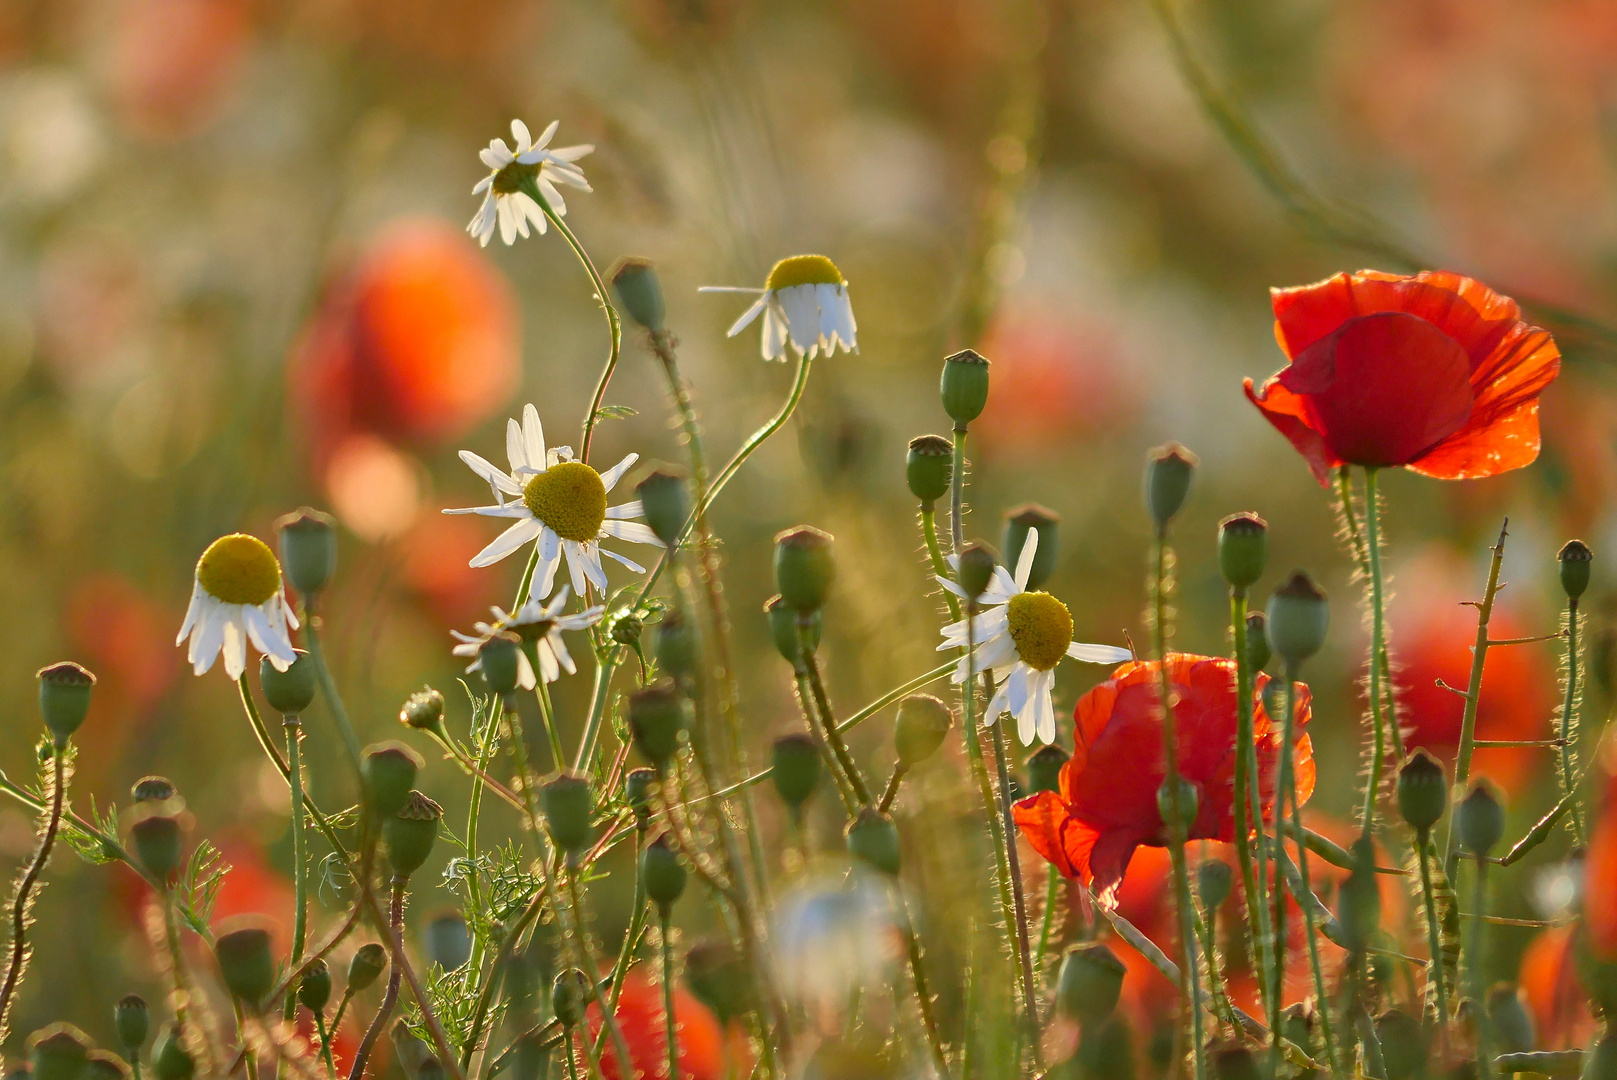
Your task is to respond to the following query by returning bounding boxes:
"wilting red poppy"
[585,969,729,1080]
[1245,270,1560,485]
[1013,654,1314,907]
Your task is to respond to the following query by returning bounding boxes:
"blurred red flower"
[399,508,502,628]
[1520,923,1597,1049]
[108,0,252,140]
[1584,762,1617,961]
[1245,270,1559,485]
[585,968,729,1080]
[66,573,178,781]
[1013,655,1314,907]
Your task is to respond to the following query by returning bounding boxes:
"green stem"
[1560,599,1587,843]
[798,627,870,805]
[796,672,858,815]
[1335,468,1403,760]
[897,889,950,1077]
[348,879,406,1080]
[236,679,350,860]
[661,909,678,1080]
[1362,467,1390,839]
[949,429,967,552]
[1415,829,1451,1054]
[990,717,1043,1066]
[1444,520,1510,878]
[920,505,962,623]
[533,683,566,773]
[313,1013,336,1078]
[1035,864,1060,972]
[0,747,66,1041]
[280,718,309,1073]
[564,867,630,1080]
[1229,589,1273,1031]
[572,658,618,774]
[300,606,364,777]
[1472,859,1492,1080]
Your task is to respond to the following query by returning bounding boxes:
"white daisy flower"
[699,254,857,362]
[467,119,594,248]
[444,404,661,602]
[937,529,1131,746]
[176,533,300,680]
[451,587,605,689]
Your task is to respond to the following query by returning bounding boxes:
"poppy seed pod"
[36,661,94,747]
[477,632,525,697]
[641,833,688,914]
[214,925,277,1008]
[1560,540,1593,602]
[540,772,596,856]
[551,968,594,1028]
[30,1026,90,1080]
[845,808,902,876]
[85,1050,130,1080]
[1266,571,1329,663]
[1396,749,1447,833]
[1457,781,1505,856]
[260,651,317,716]
[1373,1009,1426,1080]
[770,734,821,812]
[1056,942,1126,1022]
[610,256,666,333]
[683,940,751,1026]
[151,1026,194,1080]
[347,943,388,992]
[766,596,819,668]
[635,468,689,549]
[894,694,954,768]
[1156,775,1199,829]
[1244,612,1270,672]
[275,507,337,597]
[1144,444,1198,530]
[298,958,332,1013]
[132,776,178,803]
[654,610,700,683]
[115,994,149,1052]
[129,811,183,881]
[905,435,953,505]
[383,790,443,879]
[1004,505,1060,590]
[1025,744,1069,796]
[940,349,990,426]
[1488,984,1536,1056]
[628,680,688,769]
[362,743,424,818]
[1196,859,1232,911]
[1336,836,1381,953]
[956,543,997,601]
[1218,513,1268,591]
[773,526,835,614]
[624,767,659,821]
[399,687,446,733]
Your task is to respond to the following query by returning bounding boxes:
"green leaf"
[592,404,638,423]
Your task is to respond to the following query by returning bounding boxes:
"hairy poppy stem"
[1443,520,1509,879]
[1229,588,1276,1034]
[1415,827,1451,1056]
[1559,596,1587,844]
[278,716,308,1080]
[1334,468,1403,760]
[348,879,406,1080]
[660,909,679,1080]
[0,747,66,1043]
[1470,858,1493,1080]
[989,716,1044,1068]
[1361,467,1392,841]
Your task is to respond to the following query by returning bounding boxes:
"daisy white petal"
[470,517,543,568]
[605,501,643,520]
[599,453,638,492]
[1066,642,1132,664]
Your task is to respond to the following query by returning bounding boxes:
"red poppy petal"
[1409,325,1560,480]
[1271,269,1522,365]
[1244,375,1343,486]
[1089,830,1144,910]
[1586,811,1617,957]
[1013,791,1097,882]
[1292,733,1317,810]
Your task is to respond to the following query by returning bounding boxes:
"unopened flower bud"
[260,651,316,716]
[956,543,997,601]
[1266,571,1329,663]
[940,349,990,426]
[129,811,183,881]
[894,694,953,768]
[1156,775,1198,828]
[846,808,902,876]
[628,680,689,769]
[347,943,388,993]
[774,527,835,614]
[399,688,446,732]
[151,1025,194,1080]
[635,469,688,549]
[1457,781,1505,856]
[766,596,818,668]
[1144,444,1198,530]
[425,913,471,973]
[1197,859,1232,910]
[552,969,593,1028]
[1373,1009,1426,1080]
[541,772,596,856]
[276,508,337,597]
[30,1026,90,1080]
[610,613,643,648]
[1560,540,1593,602]
[298,958,332,1013]
[641,833,688,914]
[1056,942,1125,1022]
[1337,836,1381,953]
[477,632,525,697]
[1209,1045,1261,1080]
[1004,505,1059,590]
[905,435,953,505]
[610,257,666,333]
[1396,749,1447,833]
[1244,612,1270,672]
[624,768,659,821]
[115,995,149,1052]
[215,924,277,1009]
[683,941,751,1026]
[383,790,442,879]
[36,661,94,747]
[655,610,700,683]
[1218,513,1268,591]
[363,743,423,818]
[1025,744,1069,796]
[132,776,178,803]
[770,734,821,813]
[1488,983,1535,1056]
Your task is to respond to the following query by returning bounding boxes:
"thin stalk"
[0,747,66,1040]
[280,717,309,1076]
[990,719,1042,1065]
[897,889,950,1077]
[794,672,858,815]
[300,605,364,777]
[1444,520,1510,877]
[949,429,967,552]
[1361,467,1391,839]
[564,866,633,1078]
[572,659,618,774]
[1471,859,1492,1080]
[661,910,679,1080]
[878,766,906,815]
[1415,828,1450,1055]
[348,879,406,1080]
[563,1031,581,1080]
[313,1013,336,1077]
[236,679,350,860]
[532,683,566,773]
[1230,588,1274,1031]
[1335,468,1403,759]
[1560,598,1587,843]
[1035,864,1060,972]
[919,505,962,622]
[798,626,871,805]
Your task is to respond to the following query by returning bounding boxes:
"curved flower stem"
[1361,467,1391,839]
[0,746,66,1041]
[896,887,950,1077]
[1229,589,1274,1033]
[1470,858,1493,1080]
[919,505,962,623]
[793,671,858,815]
[1559,597,1587,843]
[532,683,566,773]
[1443,520,1509,879]
[237,679,350,860]
[279,717,309,1078]
[1415,828,1450,1055]
[348,879,406,1080]
[989,718,1043,1065]
[1335,469,1403,760]
[660,909,679,1080]
[573,659,618,774]
[313,1012,336,1077]
[300,603,365,778]
[798,626,870,806]
[700,354,812,518]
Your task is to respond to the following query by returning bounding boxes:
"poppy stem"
[278,716,308,1079]
[1035,863,1062,970]
[1470,858,1493,1080]
[0,746,66,1044]
[1361,468,1394,843]
[896,887,952,1077]
[792,670,859,816]
[1229,588,1276,1033]
[950,428,968,553]
[797,627,872,806]
[1334,468,1403,760]
[661,908,679,1080]
[919,505,963,623]
[989,716,1045,1068]
[1415,827,1451,1056]
[348,879,406,1080]
[1558,597,1587,844]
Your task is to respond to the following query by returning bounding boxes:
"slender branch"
[0,748,67,1040]
[1443,520,1510,877]
[300,606,364,776]
[1559,599,1587,843]
[279,717,309,1077]
[348,880,406,1080]
[1229,588,1273,1032]
[1361,468,1391,839]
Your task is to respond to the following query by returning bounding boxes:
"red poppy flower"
[1013,654,1314,907]
[1584,766,1617,961]
[1520,924,1597,1050]
[1245,270,1559,485]
[584,969,730,1080]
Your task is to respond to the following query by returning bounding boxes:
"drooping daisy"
[467,119,594,248]
[445,404,661,602]
[176,533,300,680]
[699,254,857,362]
[937,529,1131,746]
[451,586,605,689]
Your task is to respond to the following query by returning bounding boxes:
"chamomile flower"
[176,533,300,680]
[444,404,661,602]
[699,254,857,362]
[467,119,594,248]
[451,587,605,689]
[937,529,1131,746]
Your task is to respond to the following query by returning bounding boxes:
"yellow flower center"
[524,462,607,542]
[765,254,843,292]
[491,160,538,196]
[196,534,282,607]
[1005,591,1073,672]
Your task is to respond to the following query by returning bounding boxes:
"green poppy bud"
[629,681,689,769]
[151,1026,194,1080]
[260,651,317,716]
[956,543,997,601]
[1560,540,1593,602]
[766,596,819,668]
[1004,504,1059,590]
[770,734,821,813]
[115,994,149,1053]
[683,941,751,1026]
[129,811,183,881]
[298,958,332,1013]
[275,507,338,597]
[1488,983,1535,1056]
[610,256,666,333]
[1209,1045,1261,1080]
[552,968,593,1028]
[894,694,953,768]
[905,435,953,505]
[655,610,700,683]
[85,1051,130,1080]
[1056,942,1126,1022]
[1218,512,1268,591]
[1143,444,1198,531]
[1457,781,1505,856]
[540,772,596,856]
[29,1025,90,1080]
[641,833,688,914]
[1025,743,1068,796]
[940,349,990,426]
[635,468,689,549]
[624,768,659,821]
[132,776,177,803]
[36,661,94,747]
[215,924,277,1009]
[383,790,442,879]
[845,808,901,876]
[425,912,471,973]
[1336,836,1381,953]
[1244,612,1270,673]
[774,526,835,614]
[1266,571,1329,664]
[363,743,423,819]
[347,943,388,993]
[610,612,643,648]
[1196,859,1232,911]
[477,632,525,697]
[1396,749,1447,833]
[1373,1009,1426,1080]
[1156,775,1198,829]
[399,688,445,732]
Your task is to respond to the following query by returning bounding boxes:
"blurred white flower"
[451,586,604,689]
[176,533,298,679]
[3,70,102,202]
[774,877,901,1011]
[467,119,593,247]
[700,254,857,362]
